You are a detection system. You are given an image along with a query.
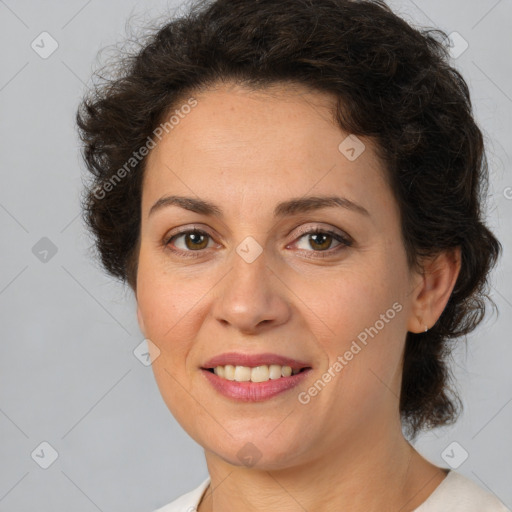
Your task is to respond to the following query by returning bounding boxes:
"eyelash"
[163,226,353,259]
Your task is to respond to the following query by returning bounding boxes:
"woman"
[77,0,508,510]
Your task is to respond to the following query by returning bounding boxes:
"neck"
[197,419,447,512]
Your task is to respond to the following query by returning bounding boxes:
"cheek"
[135,252,212,407]
[136,252,208,426]
[304,263,404,338]
[308,264,408,384]
[136,249,206,343]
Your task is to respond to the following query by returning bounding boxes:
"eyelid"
[289,223,353,246]
[164,224,213,240]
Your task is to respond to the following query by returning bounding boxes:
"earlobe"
[407,248,461,334]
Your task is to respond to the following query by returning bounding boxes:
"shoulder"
[152,477,210,512]
[414,470,510,512]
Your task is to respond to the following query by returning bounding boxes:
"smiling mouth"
[204,364,311,383]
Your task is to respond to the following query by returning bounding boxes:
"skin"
[135,81,461,512]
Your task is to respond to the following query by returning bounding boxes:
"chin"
[202,427,311,471]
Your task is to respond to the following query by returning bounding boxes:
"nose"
[211,244,291,334]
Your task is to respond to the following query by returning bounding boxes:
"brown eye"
[307,232,336,251]
[290,227,352,259]
[166,230,212,251]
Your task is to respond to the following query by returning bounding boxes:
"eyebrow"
[148,194,370,219]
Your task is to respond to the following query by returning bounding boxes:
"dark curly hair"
[77,0,501,438]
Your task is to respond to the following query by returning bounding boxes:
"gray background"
[0,0,510,510]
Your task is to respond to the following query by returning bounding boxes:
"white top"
[153,470,510,512]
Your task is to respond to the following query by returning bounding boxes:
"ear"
[137,304,146,337]
[407,248,461,333]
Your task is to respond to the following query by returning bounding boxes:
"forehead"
[151,81,339,158]
[141,82,391,220]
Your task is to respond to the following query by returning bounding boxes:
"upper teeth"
[213,364,300,382]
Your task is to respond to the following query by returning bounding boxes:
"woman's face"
[136,82,422,469]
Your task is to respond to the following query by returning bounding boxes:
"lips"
[200,352,312,402]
